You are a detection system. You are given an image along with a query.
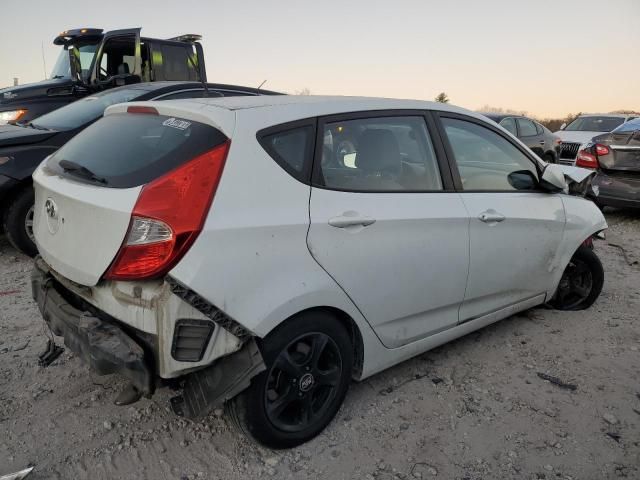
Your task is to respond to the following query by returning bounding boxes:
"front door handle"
[539,140,546,145]
[328,212,376,228]
[478,210,506,223]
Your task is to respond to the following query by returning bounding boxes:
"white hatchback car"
[31,96,606,448]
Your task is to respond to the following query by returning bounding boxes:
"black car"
[480,113,561,163]
[0,81,280,256]
[576,118,640,210]
[0,28,210,125]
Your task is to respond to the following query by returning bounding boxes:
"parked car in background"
[480,113,561,163]
[0,81,279,256]
[575,118,640,209]
[555,114,638,165]
[32,95,606,448]
[0,28,208,125]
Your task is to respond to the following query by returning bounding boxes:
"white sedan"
[31,95,606,448]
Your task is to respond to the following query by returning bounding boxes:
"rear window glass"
[32,87,145,131]
[612,118,640,133]
[46,113,226,188]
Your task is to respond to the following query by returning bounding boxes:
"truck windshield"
[31,87,145,131]
[50,43,99,80]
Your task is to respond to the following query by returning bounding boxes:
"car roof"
[170,94,477,116]
[110,95,494,141]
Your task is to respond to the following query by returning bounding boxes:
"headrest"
[354,129,401,174]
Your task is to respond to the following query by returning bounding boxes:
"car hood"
[0,78,73,107]
[0,124,57,147]
[553,130,603,144]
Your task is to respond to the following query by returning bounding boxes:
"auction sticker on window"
[162,118,192,130]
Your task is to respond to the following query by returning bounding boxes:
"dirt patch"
[1,209,639,479]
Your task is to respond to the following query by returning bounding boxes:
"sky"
[1,0,638,118]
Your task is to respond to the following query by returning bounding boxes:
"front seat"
[117,63,130,75]
[353,129,403,190]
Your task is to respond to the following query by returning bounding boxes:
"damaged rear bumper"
[31,257,153,394]
[592,172,640,209]
[31,257,267,417]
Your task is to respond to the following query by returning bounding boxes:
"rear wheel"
[543,153,555,164]
[228,311,353,448]
[550,245,604,310]
[3,186,37,257]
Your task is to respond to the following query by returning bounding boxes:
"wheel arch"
[257,305,367,380]
[547,195,607,298]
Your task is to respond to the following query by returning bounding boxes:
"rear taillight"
[595,143,610,156]
[575,148,599,169]
[104,140,230,280]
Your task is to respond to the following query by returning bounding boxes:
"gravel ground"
[1,209,639,480]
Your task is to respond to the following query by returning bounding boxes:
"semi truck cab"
[0,28,207,124]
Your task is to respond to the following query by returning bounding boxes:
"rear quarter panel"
[168,109,383,374]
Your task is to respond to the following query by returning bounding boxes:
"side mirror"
[560,122,567,130]
[67,46,84,85]
[539,163,567,192]
[507,170,539,191]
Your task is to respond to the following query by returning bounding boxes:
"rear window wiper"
[58,159,108,185]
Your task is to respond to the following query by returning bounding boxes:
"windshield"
[50,43,99,80]
[31,87,145,131]
[565,116,625,132]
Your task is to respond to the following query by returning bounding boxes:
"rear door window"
[47,113,226,188]
[318,116,443,192]
[516,118,538,137]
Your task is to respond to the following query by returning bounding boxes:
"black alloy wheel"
[265,332,342,432]
[228,311,353,448]
[550,245,604,311]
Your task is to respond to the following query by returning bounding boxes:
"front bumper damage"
[32,257,154,394]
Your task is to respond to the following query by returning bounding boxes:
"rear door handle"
[328,213,376,228]
[478,210,506,223]
[539,140,546,145]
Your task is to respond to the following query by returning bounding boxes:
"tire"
[543,153,555,164]
[228,311,353,449]
[3,186,37,257]
[550,245,604,311]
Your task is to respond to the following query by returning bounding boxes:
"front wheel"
[550,245,604,310]
[228,311,353,449]
[3,186,38,257]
